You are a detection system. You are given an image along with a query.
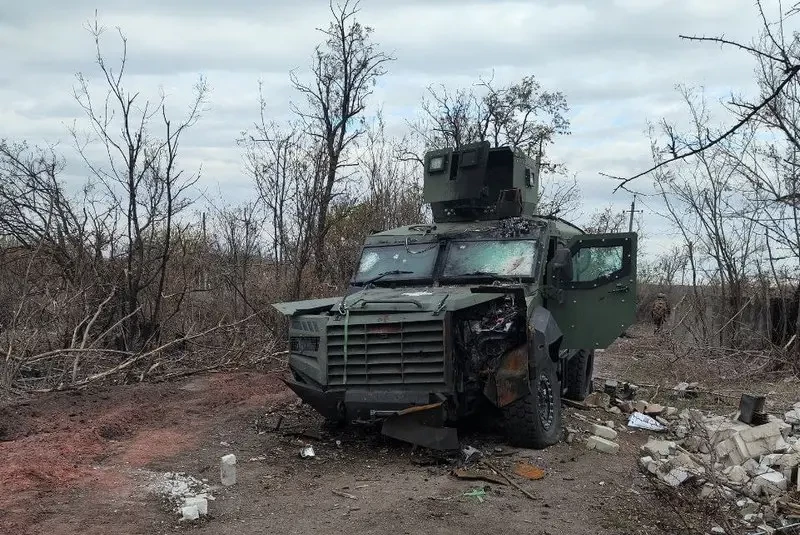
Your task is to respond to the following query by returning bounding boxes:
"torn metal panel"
[483,344,530,407]
[380,402,459,450]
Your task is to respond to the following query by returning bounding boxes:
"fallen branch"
[481,460,537,501]
[28,309,266,392]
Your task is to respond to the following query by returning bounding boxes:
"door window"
[572,245,624,282]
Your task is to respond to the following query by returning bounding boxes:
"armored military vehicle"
[274,140,637,449]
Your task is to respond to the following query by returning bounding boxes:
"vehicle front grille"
[327,319,446,388]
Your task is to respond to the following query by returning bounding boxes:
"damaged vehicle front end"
[274,221,566,449]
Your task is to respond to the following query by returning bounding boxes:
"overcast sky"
[0,0,785,257]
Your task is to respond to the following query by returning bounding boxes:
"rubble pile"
[638,401,800,533]
[147,471,214,521]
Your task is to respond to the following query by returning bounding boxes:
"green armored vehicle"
[274,141,637,449]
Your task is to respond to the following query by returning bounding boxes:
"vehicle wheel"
[503,352,562,448]
[565,349,594,402]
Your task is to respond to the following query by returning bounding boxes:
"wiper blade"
[361,269,414,286]
[459,271,519,281]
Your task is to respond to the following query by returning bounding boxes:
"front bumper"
[283,375,448,422]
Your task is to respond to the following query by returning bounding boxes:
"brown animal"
[651,293,670,333]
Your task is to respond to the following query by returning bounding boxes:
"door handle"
[610,284,629,293]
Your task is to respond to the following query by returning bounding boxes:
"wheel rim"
[537,373,555,430]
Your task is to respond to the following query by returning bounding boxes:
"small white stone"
[181,504,199,521]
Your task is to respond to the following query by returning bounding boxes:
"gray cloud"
[0,0,782,258]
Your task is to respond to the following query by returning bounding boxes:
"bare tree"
[651,89,762,346]
[609,0,800,191]
[290,0,394,267]
[71,18,208,348]
[412,75,569,164]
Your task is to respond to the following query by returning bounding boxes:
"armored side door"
[549,233,637,350]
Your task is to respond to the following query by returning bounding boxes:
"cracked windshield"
[353,243,438,283]
[443,240,538,277]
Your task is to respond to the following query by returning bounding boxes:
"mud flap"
[380,402,459,450]
[483,344,530,407]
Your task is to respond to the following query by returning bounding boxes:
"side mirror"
[550,247,573,283]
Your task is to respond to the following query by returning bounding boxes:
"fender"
[529,306,564,364]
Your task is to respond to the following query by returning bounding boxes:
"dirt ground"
[1,324,797,535]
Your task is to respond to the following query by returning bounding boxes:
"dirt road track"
[1,361,665,534]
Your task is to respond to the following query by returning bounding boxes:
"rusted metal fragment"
[512,462,545,480]
[451,468,507,486]
[483,344,530,407]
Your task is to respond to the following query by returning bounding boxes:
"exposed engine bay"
[454,293,527,407]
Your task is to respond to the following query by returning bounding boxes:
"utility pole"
[623,195,643,232]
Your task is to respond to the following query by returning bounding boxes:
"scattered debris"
[628,412,667,432]
[300,444,316,459]
[220,454,237,486]
[512,462,545,480]
[461,445,482,463]
[584,392,611,408]
[462,487,487,503]
[586,435,619,454]
[482,460,537,501]
[738,393,768,425]
[332,489,358,500]
[672,382,699,398]
[644,404,665,416]
[636,397,800,532]
[452,468,507,486]
[641,438,676,458]
[147,471,214,519]
[591,424,618,441]
[181,504,200,521]
[184,496,208,516]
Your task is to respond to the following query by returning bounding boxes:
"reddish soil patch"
[0,371,292,533]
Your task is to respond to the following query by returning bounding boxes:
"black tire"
[503,352,562,448]
[565,349,594,402]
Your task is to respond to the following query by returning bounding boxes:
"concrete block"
[220,454,237,486]
[184,496,208,516]
[723,465,749,485]
[760,453,800,469]
[784,408,800,425]
[591,424,618,441]
[753,470,787,495]
[586,435,619,454]
[181,504,200,521]
[641,438,676,458]
[736,498,759,515]
[660,468,690,487]
[739,421,786,443]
